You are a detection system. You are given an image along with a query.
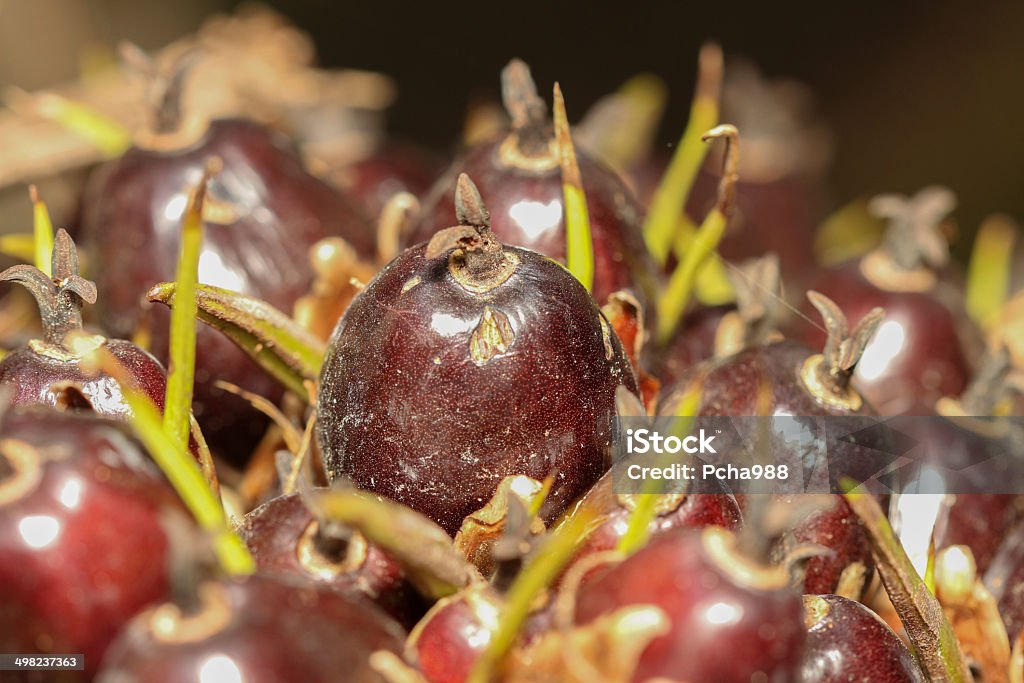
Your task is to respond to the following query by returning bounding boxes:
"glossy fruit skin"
[663,340,882,494]
[796,262,976,415]
[0,407,182,676]
[0,338,168,417]
[801,594,926,682]
[97,574,406,683]
[575,527,805,682]
[80,118,374,460]
[317,243,638,535]
[237,492,426,626]
[782,494,873,596]
[562,470,741,568]
[406,583,548,683]
[984,520,1024,642]
[407,136,658,311]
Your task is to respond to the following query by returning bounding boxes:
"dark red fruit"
[562,470,741,568]
[333,142,442,222]
[575,526,805,682]
[96,574,405,682]
[406,583,502,683]
[984,519,1024,643]
[795,187,980,415]
[801,594,926,682]
[0,230,170,419]
[780,495,873,597]
[935,494,1024,575]
[80,50,375,460]
[0,406,183,675]
[407,60,657,310]
[237,491,426,626]
[317,175,637,535]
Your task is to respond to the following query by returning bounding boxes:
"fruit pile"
[1,8,1022,683]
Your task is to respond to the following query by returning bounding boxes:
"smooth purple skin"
[801,594,926,682]
[238,492,426,627]
[0,338,168,417]
[0,408,182,675]
[575,528,805,682]
[795,261,977,416]
[97,574,406,683]
[80,119,374,461]
[984,520,1024,643]
[317,243,638,535]
[407,136,658,312]
[784,494,874,596]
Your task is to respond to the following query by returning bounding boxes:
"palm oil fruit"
[317,174,637,534]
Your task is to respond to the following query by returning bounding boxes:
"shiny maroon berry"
[80,48,375,460]
[779,495,873,597]
[407,60,657,311]
[406,583,502,683]
[238,491,426,626]
[801,594,926,682]
[795,187,981,415]
[0,406,183,675]
[575,526,805,682]
[96,574,405,683]
[562,470,741,569]
[0,230,169,418]
[317,175,637,535]
[935,494,1023,575]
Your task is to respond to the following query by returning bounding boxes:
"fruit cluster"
[0,8,1022,683]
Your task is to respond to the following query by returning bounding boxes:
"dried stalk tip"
[552,83,582,188]
[501,58,547,130]
[702,124,740,217]
[696,42,724,103]
[454,173,490,229]
[119,41,203,135]
[0,229,97,346]
[806,290,884,396]
[870,185,956,272]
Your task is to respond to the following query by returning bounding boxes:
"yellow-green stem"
[616,386,701,556]
[31,92,132,157]
[467,507,597,683]
[164,163,216,457]
[643,43,722,265]
[0,235,35,263]
[29,187,55,276]
[966,214,1016,330]
[75,339,254,576]
[554,83,594,292]
[657,209,728,345]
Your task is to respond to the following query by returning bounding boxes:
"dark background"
[1,0,1022,241]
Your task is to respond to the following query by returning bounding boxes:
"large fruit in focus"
[317,175,637,534]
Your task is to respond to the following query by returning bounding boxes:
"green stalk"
[554,83,594,293]
[148,282,325,400]
[73,336,254,576]
[843,489,970,681]
[643,43,723,265]
[616,385,702,556]
[163,162,216,456]
[29,186,55,276]
[0,235,35,263]
[467,507,598,683]
[966,214,1016,330]
[28,91,132,157]
[657,125,739,346]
